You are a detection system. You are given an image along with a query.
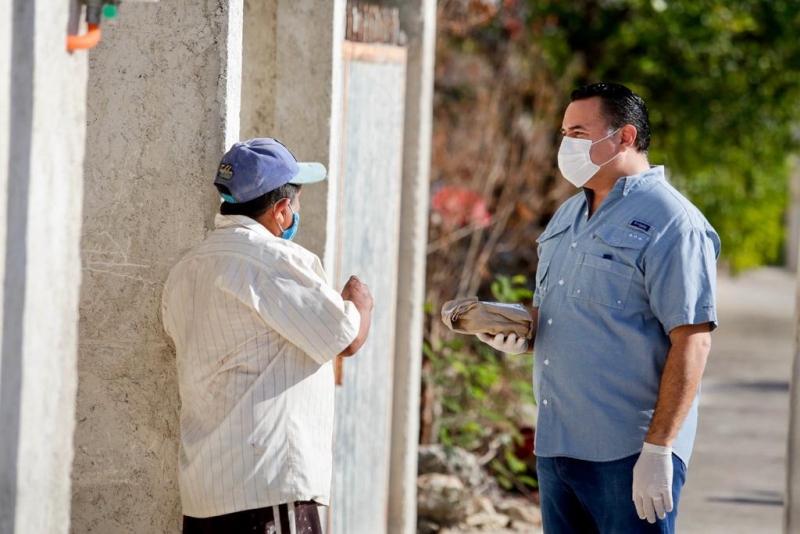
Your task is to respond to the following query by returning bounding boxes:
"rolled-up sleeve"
[645,226,721,335]
[253,256,361,364]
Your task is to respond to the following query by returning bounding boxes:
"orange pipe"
[67,23,101,52]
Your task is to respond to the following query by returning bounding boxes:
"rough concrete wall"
[274,0,342,266]
[71,1,242,532]
[0,0,88,532]
[0,0,11,373]
[241,0,344,267]
[388,1,436,532]
[241,0,278,139]
[0,5,29,531]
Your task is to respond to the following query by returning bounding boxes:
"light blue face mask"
[278,204,299,241]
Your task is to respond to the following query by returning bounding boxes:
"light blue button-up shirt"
[532,166,720,465]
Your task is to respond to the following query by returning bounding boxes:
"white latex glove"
[476,332,528,355]
[632,442,674,524]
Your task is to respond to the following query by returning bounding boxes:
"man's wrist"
[644,429,675,448]
[351,298,372,313]
[642,441,673,455]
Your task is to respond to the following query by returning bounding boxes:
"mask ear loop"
[593,127,623,167]
[591,127,622,146]
[275,198,296,234]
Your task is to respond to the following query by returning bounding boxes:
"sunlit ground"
[678,267,795,533]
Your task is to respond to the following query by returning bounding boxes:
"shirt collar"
[214,214,278,240]
[620,165,665,196]
[582,166,665,210]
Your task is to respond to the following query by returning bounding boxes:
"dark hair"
[571,83,650,154]
[218,183,301,219]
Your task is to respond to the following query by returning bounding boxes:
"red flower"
[431,186,492,228]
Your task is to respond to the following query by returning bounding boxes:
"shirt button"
[576,289,581,294]
[558,279,564,286]
[544,359,550,365]
[543,399,548,406]
[617,300,622,305]
[547,318,553,325]
[571,242,577,248]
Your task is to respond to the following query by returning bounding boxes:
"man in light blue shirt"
[479,83,719,533]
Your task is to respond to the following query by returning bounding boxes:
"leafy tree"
[526,0,800,270]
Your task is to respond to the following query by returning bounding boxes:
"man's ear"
[620,124,639,151]
[273,197,292,226]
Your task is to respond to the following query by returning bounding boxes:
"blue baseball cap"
[214,138,327,203]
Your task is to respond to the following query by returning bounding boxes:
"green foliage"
[423,275,537,489]
[491,275,534,303]
[424,335,535,450]
[674,160,790,270]
[523,0,800,270]
[490,448,539,492]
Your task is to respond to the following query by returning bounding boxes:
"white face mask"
[557,128,621,188]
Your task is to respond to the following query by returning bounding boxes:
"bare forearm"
[646,324,712,446]
[338,276,373,357]
[339,301,372,357]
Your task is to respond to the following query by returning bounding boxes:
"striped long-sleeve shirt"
[162,214,360,518]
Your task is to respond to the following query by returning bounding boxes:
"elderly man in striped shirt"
[162,138,373,533]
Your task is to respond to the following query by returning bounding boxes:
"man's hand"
[476,332,528,355]
[342,275,374,311]
[339,276,373,357]
[632,442,674,524]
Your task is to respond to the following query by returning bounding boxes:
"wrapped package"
[441,297,533,339]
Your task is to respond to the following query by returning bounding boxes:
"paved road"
[678,268,796,533]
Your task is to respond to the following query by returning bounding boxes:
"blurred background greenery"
[422,0,800,494]
[530,0,800,271]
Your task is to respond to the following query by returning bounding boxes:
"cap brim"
[290,162,327,184]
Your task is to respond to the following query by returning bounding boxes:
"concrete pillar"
[786,253,800,531]
[0,0,88,532]
[788,299,800,531]
[387,0,436,532]
[787,155,800,531]
[70,1,242,532]
[241,0,345,269]
[786,156,800,272]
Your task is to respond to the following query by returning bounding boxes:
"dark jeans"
[537,453,687,534]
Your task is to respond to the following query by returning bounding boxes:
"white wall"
[0,0,88,532]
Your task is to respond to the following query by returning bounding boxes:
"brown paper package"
[441,297,533,339]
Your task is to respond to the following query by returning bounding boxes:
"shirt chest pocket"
[569,225,649,309]
[535,223,571,298]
